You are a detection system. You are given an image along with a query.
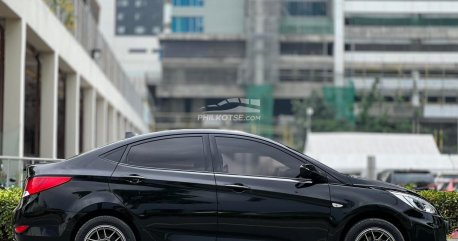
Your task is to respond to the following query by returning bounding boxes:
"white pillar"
[2,19,26,187]
[119,114,126,139]
[117,113,124,140]
[107,106,117,143]
[113,109,119,141]
[65,73,80,158]
[126,122,132,133]
[333,0,345,87]
[2,19,26,157]
[40,52,58,158]
[83,87,96,152]
[96,98,107,147]
[163,0,172,34]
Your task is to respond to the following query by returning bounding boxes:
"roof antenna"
[125,132,137,139]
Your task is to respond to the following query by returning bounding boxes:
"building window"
[346,15,458,27]
[24,45,41,157]
[57,71,66,159]
[286,1,327,16]
[134,0,143,7]
[172,16,204,33]
[115,0,163,36]
[134,26,145,34]
[129,48,147,54]
[117,0,128,7]
[117,13,124,20]
[117,26,126,34]
[79,87,84,154]
[172,0,204,7]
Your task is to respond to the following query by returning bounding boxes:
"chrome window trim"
[215,173,305,183]
[117,162,215,176]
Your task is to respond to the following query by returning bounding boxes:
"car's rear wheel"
[344,218,404,241]
[75,216,136,241]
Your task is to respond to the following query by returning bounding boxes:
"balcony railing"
[0,156,62,188]
[43,0,144,116]
[280,17,333,35]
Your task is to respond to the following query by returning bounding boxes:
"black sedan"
[13,129,448,241]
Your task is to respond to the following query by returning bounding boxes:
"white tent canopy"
[304,132,455,175]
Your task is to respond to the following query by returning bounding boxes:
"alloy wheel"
[355,227,396,241]
[83,225,126,241]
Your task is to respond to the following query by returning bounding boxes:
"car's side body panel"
[209,134,331,241]
[12,130,449,241]
[214,173,331,241]
[13,158,122,241]
[110,165,218,241]
[108,134,218,241]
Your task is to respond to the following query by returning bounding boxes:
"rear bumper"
[14,226,73,241]
[13,207,77,241]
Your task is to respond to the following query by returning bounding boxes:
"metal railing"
[280,17,333,35]
[43,0,144,116]
[0,156,62,188]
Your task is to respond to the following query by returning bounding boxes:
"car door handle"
[123,174,145,184]
[224,183,251,192]
[295,179,314,188]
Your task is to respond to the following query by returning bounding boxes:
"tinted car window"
[102,146,126,162]
[126,136,206,171]
[215,137,302,178]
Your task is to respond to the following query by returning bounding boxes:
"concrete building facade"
[0,0,149,186]
[98,0,163,88]
[157,0,334,121]
[156,0,458,149]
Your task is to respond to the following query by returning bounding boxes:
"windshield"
[391,173,435,186]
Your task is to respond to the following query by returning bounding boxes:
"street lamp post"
[411,71,421,133]
[306,107,314,135]
[305,107,314,148]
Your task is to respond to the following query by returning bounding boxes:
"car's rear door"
[110,134,217,241]
[210,134,331,241]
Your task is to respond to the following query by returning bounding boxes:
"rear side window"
[102,146,126,162]
[125,136,207,171]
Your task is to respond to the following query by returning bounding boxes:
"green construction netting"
[322,84,355,123]
[245,84,274,138]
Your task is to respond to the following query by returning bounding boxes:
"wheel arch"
[339,207,411,241]
[70,204,142,241]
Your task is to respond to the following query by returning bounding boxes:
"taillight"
[23,176,72,197]
[14,225,29,234]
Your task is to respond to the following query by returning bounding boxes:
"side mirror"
[299,164,327,183]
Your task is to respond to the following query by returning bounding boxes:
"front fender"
[327,185,412,241]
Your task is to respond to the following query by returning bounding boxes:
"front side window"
[215,137,302,178]
[125,136,207,171]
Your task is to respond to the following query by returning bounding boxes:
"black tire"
[75,216,136,241]
[344,218,405,241]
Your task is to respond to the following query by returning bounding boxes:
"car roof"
[90,129,350,185]
[118,129,276,145]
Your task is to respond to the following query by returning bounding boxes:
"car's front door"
[110,135,217,241]
[210,135,331,241]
